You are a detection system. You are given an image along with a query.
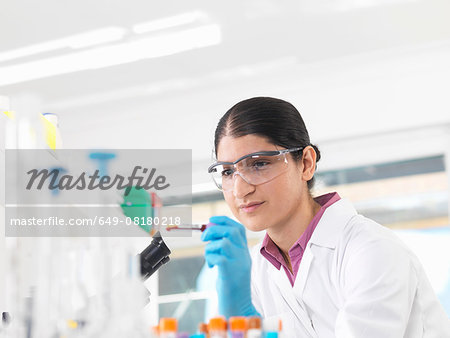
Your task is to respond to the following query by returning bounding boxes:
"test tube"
[208,316,227,338]
[247,316,262,338]
[264,333,278,338]
[262,317,282,338]
[197,322,208,336]
[166,224,209,232]
[151,324,160,337]
[159,318,177,338]
[229,317,247,338]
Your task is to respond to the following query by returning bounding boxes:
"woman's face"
[216,134,308,232]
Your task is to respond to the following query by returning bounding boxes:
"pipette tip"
[166,224,208,232]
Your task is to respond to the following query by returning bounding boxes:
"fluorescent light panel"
[0,27,127,63]
[132,11,208,34]
[0,24,221,86]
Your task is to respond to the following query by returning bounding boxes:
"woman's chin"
[241,218,268,232]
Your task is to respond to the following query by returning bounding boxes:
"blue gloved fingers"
[201,225,246,248]
[205,237,234,259]
[205,239,223,255]
[204,252,227,268]
[209,216,247,240]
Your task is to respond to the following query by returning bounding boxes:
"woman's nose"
[232,172,254,198]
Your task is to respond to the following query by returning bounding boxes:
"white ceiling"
[2,0,449,98]
[1,0,450,175]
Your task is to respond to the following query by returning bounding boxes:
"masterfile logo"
[25,166,170,195]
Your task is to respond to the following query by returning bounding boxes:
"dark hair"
[214,97,321,190]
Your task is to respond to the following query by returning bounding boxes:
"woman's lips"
[240,201,265,213]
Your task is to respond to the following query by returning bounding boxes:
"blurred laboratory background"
[1,0,450,336]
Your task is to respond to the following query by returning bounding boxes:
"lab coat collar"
[308,198,357,249]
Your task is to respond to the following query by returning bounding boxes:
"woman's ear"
[301,146,317,181]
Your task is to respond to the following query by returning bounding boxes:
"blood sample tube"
[208,316,227,338]
[198,322,209,338]
[229,316,247,338]
[159,318,177,338]
[247,316,262,338]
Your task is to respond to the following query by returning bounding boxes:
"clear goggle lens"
[209,148,303,191]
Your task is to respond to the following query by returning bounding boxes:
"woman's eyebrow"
[217,150,279,164]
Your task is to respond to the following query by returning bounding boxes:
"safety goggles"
[208,147,304,191]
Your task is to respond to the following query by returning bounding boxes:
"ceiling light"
[0,24,221,86]
[65,27,127,49]
[0,27,127,63]
[132,11,208,34]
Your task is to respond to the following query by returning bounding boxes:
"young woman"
[201,97,450,337]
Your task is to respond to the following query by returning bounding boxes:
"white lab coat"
[250,198,450,338]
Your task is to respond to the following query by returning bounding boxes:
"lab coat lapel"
[294,245,314,298]
[295,198,357,299]
[268,265,317,337]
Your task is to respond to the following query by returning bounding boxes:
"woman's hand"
[201,216,259,317]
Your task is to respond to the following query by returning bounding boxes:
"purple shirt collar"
[260,192,341,286]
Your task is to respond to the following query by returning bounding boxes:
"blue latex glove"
[201,216,260,318]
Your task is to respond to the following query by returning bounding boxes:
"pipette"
[166,223,212,232]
